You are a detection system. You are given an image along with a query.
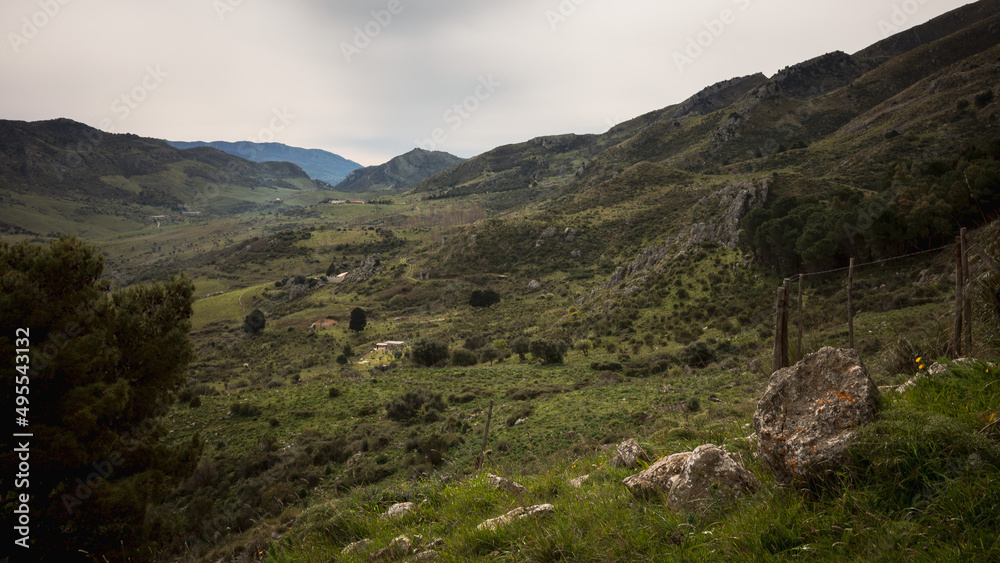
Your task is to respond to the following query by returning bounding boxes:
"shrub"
[189,396,202,408]
[590,360,623,372]
[328,387,341,398]
[243,309,266,334]
[529,338,567,364]
[469,289,501,308]
[386,390,446,422]
[511,336,530,362]
[230,403,261,417]
[975,89,994,108]
[678,341,716,368]
[411,338,450,367]
[451,348,479,367]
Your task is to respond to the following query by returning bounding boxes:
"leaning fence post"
[848,258,855,350]
[475,399,494,471]
[962,228,972,355]
[953,236,964,356]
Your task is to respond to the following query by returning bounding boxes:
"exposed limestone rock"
[528,279,541,291]
[880,362,949,394]
[341,538,373,555]
[411,550,440,561]
[535,226,557,246]
[476,504,555,531]
[343,253,382,283]
[622,452,690,498]
[569,474,590,488]
[610,438,650,468]
[487,474,526,495]
[754,347,880,483]
[564,227,577,242]
[380,502,416,520]
[666,445,760,512]
[372,535,412,561]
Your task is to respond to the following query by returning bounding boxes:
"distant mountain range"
[334,148,464,193]
[166,140,362,185]
[0,119,323,237]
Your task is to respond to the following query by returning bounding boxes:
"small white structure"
[375,341,406,351]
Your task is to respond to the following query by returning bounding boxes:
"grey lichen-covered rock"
[528,279,541,291]
[754,347,880,483]
[411,550,440,561]
[610,438,650,468]
[666,445,760,512]
[341,538,373,555]
[569,474,590,488]
[564,227,577,242]
[380,501,416,519]
[476,504,555,531]
[487,473,526,495]
[622,452,691,498]
[372,535,412,561]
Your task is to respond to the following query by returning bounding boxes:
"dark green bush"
[230,403,261,417]
[590,360,623,372]
[451,347,479,367]
[529,338,567,364]
[386,390,446,422]
[411,338,450,367]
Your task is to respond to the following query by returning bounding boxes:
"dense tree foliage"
[349,307,367,333]
[529,338,568,364]
[469,289,501,308]
[243,309,266,334]
[741,142,1000,274]
[410,338,450,367]
[0,237,201,560]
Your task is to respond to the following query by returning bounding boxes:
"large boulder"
[623,446,758,511]
[622,452,690,498]
[666,445,760,512]
[753,347,880,483]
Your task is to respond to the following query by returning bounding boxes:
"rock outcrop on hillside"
[343,254,382,283]
[622,445,759,512]
[754,347,880,483]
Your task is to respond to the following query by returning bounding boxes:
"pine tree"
[0,237,201,559]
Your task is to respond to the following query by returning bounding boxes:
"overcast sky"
[1,0,975,166]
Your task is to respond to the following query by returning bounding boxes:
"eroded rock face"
[666,445,759,512]
[753,347,880,483]
[622,452,690,498]
[611,438,650,468]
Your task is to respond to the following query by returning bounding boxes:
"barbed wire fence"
[770,227,990,373]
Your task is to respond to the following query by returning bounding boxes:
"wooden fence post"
[848,258,855,350]
[962,228,972,355]
[781,278,790,368]
[797,274,804,362]
[953,236,965,356]
[475,399,494,471]
[773,285,786,373]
